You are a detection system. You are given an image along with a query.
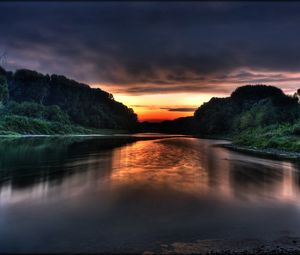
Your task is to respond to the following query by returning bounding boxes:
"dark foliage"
[0,75,9,106]
[0,67,137,131]
[3,101,71,124]
[138,85,300,136]
[139,116,195,134]
[230,84,283,103]
[0,66,6,76]
[193,85,300,135]
[194,97,238,135]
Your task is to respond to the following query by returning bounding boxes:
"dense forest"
[0,66,137,135]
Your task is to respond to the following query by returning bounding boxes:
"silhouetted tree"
[0,75,8,108]
[193,85,300,135]
[0,67,137,130]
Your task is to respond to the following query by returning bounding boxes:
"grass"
[0,115,127,136]
[233,121,300,152]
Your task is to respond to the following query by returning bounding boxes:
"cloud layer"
[2,2,300,95]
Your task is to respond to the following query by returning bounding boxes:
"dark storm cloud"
[2,2,300,94]
[127,105,196,112]
[162,107,196,112]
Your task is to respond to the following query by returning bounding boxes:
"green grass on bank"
[233,121,300,152]
[0,115,126,136]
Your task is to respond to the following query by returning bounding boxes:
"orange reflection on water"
[109,138,211,196]
[279,162,300,202]
[109,138,300,203]
[0,137,300,206]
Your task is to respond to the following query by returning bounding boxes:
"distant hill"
[0,66,138,132]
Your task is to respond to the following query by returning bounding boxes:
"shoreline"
[192,134,300,161]
[221,143,300,161]
[0,133,190,141]
[1,132,299,161]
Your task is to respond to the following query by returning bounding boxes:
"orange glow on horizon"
[90,67,300,122]
[112,92,216,122]
[136,110,192,122]
[90,84,226,122]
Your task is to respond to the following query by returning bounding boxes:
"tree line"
[140,85,300,136]
[0,66,138,131]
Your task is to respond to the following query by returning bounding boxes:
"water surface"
[0,136,300,253]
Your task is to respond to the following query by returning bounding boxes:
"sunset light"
[112,92,217,121]
[2,2,300,253]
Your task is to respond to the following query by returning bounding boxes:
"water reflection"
[1,137,300,204]
[109,138,300,203]
[0,136,136,204]
[0,136,300,252]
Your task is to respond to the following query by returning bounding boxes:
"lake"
[0,135,300,253]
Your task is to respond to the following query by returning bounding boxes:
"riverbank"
[191,134,300,161]
[0,133,189,149]
[2,126,300,162]
[222,143,300,161]
[0,114,135,136]
[194,124,300,161]
[0,129,129,137]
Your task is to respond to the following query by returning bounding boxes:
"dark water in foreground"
[0,136,300,253]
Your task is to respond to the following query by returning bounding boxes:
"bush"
[233,121,300,152]
[0,115,93,135]
[4,101,70,124]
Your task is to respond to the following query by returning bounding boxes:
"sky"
[2,2,300,121]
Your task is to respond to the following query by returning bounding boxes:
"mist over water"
[0,136,300,253]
